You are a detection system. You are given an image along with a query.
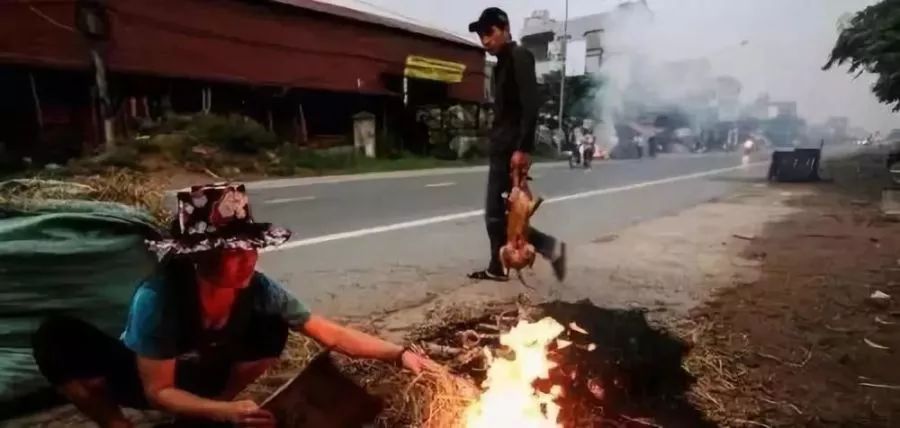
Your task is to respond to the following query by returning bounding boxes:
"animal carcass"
[499,152,543,277]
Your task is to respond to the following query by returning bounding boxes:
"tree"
[537,71,603,146]
[823,0,900,111]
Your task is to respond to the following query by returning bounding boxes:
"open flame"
[464,317,566,428]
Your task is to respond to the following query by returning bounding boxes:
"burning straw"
[244,299,705,428]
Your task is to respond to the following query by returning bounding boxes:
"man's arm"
[513,47,539,153]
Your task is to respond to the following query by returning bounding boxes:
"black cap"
[468,7,510,34]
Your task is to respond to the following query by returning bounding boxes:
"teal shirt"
[121,269,310,359]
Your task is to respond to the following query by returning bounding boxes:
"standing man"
[467,7,567,282]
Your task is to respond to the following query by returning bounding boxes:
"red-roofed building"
[0,0,486,163]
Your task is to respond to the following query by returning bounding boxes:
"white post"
[403,76,409,107]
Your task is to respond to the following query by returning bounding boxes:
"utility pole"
[557,0,569,151]
[76,0,115,150]
[90,50,115,149]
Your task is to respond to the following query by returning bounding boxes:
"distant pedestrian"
[467,7,567,282]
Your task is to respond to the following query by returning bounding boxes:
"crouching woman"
[32,184,435,427]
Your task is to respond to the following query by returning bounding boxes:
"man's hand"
[513,150,531,167]
[400,348,441,374]
[219,400,276,428]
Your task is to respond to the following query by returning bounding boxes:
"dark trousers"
[485,153,557,273]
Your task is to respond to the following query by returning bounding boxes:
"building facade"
[520,9,607,78]
[0,0,486,163]
[519,1,652,80]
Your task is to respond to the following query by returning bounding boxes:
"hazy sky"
[343,0,898,133]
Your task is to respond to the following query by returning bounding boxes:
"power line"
[20,0,75,32]
[338,0,473,42]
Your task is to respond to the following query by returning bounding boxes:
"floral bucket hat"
[147,183,291,256]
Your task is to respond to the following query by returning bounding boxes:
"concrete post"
[353,111,376,158]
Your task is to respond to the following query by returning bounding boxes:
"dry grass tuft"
[0,168,171,225]
[673,318,763,426]
[339,358,478,428]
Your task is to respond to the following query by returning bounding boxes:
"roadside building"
[520,1,652,80]
[772,101,799,118]
[0,0,486,164]
[520,9,607,78]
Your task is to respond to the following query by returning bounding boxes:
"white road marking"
[425,182,456,188]
[263,161,767,253]
[264,196,317,205]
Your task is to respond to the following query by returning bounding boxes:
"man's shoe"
[552,242,567,282]
[468,269,509,282]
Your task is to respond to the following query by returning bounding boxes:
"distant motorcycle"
[569,134,596,169]
[743,139,757,156]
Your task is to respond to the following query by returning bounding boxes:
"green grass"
[270,145,561,178]
[337,155,484,173]
[269,146,486,177]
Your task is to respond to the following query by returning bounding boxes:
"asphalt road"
[251,151,781,318]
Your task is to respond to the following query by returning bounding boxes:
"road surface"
[249,152,779,318]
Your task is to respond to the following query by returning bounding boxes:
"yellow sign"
[404,55,467,83]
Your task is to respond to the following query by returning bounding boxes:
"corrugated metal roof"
[271,0,480,49]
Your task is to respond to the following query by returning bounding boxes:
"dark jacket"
[490,42,538,155]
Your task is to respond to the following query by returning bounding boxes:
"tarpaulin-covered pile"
[0,192,161,418]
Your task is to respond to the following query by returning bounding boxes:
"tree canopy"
[538,70,602,125]
[823,0,900,111]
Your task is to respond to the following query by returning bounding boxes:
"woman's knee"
[32,315,106,385]
[33,315,79,348]
[32,315,81,379]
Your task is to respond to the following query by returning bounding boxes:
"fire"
[464,317,566,428]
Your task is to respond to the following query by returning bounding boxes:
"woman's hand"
[399,348,441,374]
[219,400,276,428]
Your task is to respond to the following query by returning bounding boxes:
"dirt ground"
[679,153,900,427]
[7,151,900,427]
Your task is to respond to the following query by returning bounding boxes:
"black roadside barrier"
[768,143,824,182]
